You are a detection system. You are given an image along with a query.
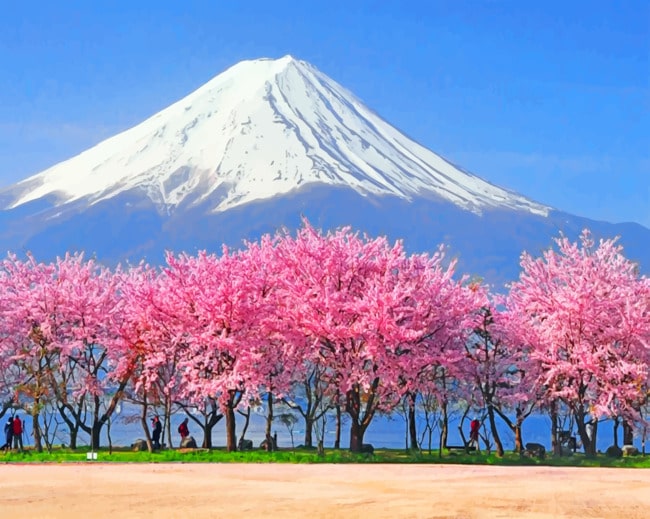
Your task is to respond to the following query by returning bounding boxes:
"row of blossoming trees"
[0,221,649,455]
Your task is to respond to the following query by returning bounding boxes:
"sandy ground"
[0,463,649,519]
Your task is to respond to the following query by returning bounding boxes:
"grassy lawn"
[2,446,649,467]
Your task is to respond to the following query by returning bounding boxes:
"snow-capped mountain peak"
[3,55,549,217]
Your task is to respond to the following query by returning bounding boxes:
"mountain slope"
[0,56,648,288]
[2,56,547,217]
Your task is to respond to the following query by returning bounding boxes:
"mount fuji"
[1,56,648,285]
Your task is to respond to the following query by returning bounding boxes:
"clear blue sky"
[0,1,648,226]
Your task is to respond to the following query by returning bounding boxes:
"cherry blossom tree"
[120,263,229,450]
[48,254,131,450]
[0,253,127,450]
[274,222,483,452]
[0,253,63,452]
[507,230,650,456]
[231,235,296,451]
[161,244,274,452]
[274,224,401,451]
[5,223,647,458]
[459,303,542,455]
[118,264,176,451]
[402,278,486,452]
[0,275,24,422]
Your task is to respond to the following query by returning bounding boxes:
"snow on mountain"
[3,55,549,217]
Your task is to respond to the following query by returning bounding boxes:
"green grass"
[2,446,650,467]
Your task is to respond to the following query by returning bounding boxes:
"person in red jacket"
[12,415,23,452]
[178,418,189,442]
[469,418,480,451]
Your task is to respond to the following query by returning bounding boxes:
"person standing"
[469,418,480,450]
[2,417,13,452]
[178,418,189,443]
[151,416,162,450]
[12,415,23,452]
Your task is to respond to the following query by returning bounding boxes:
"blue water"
[10,407,645,453]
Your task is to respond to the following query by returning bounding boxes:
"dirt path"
[0,463,648,518]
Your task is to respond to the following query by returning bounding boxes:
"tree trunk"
[66,405,84,450]
[440,400,449,450]
[487,405,504,457]
[345,380,378,452]
[403,410,408,451]
[550,401,560,456]
[32,412,43,453]
[334,404,341,449]
[237,406,251,447]
[56,404,80,450]
[575,412,596,457]
[201,411,223,449]
[203,398,224,449]
[107,416,113,454]
[90,422,102,451]
[62,407,80,450]
[346,385,364,452]
[225,404,236,452]
[303,417,314,448]
[223,390,241,452]
[514,423,523,453]
[622,420,634,445]
[265,392,274,452]
[140,400,153,453]
[514,407,525,454]
[613,417,620,448]
[201,420,211,449]
[164,397,173,449]
[69,427,78,450]
[349,419,365,452]
[408,392,418,450]
[88,376,130,450]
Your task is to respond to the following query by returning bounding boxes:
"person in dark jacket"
[2,417,13,452]
[151,416,162,450]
